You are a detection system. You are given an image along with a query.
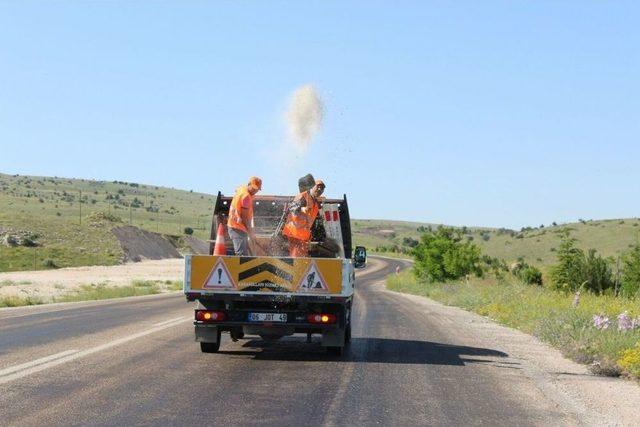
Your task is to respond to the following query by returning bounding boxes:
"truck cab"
[184,192,360,356]
[354,246,367,268]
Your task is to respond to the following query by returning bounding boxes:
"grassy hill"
[351,218,640,269]
[0,173,215,271]
[2,172,639,273]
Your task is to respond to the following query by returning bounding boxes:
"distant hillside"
[0,173,215,271]
[352,218,640,268]
[477,219,640,266]
[2,173,638,272]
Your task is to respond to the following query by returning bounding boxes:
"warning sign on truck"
[296,261,329,293]
[188,255,343,294]
[203,258,236,289]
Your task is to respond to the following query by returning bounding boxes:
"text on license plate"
[248,313,287,322]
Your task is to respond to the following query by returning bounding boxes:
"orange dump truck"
[184,193,364,355]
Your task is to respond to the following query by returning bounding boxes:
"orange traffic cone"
[213,223,227,255]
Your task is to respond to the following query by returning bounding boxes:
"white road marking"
[0,350,80,377]
[0,318,191,385]
[153,316,190,327]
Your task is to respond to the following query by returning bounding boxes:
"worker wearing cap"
[283,180,325,257]
[227,176,262,256]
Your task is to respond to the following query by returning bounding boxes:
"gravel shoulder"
[384,282,640,426]
[0,259,184,300]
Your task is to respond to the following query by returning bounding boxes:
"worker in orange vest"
[283,179,325,257]
[227,176,262,255]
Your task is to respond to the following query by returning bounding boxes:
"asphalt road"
[0,257,587,426]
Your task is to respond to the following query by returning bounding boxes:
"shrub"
[482,255,508,278]
[519,266,543,286]
[510,258,543,286]
[42,259,58,269]
[413,227,483,282]
[621,244,640,297]
[184,227,194,235]
[550,233,614,294]
[402,237,419,248]
[583,249,614,294]
[3,234,18,247]
[21,237,37,247]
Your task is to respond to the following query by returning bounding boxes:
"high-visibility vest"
[227,186,253,233]
[283,191,319,242]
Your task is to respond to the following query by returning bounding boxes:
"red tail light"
[307,313,337,324]
[195,310,226,322]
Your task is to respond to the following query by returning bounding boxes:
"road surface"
[0,257,632,426]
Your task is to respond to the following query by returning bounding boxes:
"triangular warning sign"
[296,261,329,293]
[203,258,236,289]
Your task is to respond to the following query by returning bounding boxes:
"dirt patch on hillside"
[182,235,209,255]
[112,226,181,262]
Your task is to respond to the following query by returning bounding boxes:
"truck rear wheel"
[200,329,222,353]
[326,345,343,356]
[200,341,220,353]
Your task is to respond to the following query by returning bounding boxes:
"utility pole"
[79,190,82,226]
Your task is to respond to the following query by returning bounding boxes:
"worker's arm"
[289,194,307,215]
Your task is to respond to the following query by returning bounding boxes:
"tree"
[184,227,194,235]
[583,249,614,294]
[550,233,585,292]
[550,232,614,294]
[413,227,482,282]
[621,244,640,297]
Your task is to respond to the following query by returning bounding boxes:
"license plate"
[248,313,287,322]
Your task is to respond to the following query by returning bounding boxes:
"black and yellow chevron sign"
[189,255,343,294]
[236,256,295,292]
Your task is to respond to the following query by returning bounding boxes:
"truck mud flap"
[195,325,220,343]
[321,328,346,347]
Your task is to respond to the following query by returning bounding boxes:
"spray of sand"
[285,85,324,150]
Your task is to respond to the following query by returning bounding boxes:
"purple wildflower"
[617,312,633,331]
[593,314,610,330]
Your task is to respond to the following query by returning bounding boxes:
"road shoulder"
[383,283,640,427]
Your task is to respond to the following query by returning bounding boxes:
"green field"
[0,173,215,271]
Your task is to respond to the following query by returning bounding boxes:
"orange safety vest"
[227,186,253,233]
[283,191,319,242]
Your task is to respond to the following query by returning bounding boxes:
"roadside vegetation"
[0,280,182,307]
[387,226,640,380]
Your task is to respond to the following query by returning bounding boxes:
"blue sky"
[1,1,638,228]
